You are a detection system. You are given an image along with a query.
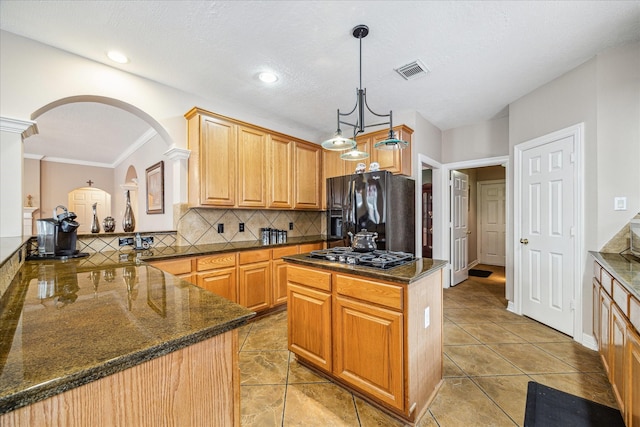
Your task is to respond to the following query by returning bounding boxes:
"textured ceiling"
[2,1,639,165]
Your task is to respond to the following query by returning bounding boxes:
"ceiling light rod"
[322,24,408,155]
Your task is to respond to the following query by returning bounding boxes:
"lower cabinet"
[238,261,271,312]
[611,303,627,414]
[627,328,640,427]
[272,246,300,306]
[197,266,237,303]
[599,287,613,372]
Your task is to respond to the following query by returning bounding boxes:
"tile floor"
[238,264,618,426]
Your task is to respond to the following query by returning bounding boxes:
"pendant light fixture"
[320,25,409,161]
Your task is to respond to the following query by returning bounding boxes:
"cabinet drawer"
[196,253,237,271]
[287,265,331,292]
[298,242,324,254]
[238,249,271,265]
[612,280,630,316]
[630,296,640,332]
[593,261,602,283]
[601,268,614,296]
[335,274,403,311]
[149,258,192,276]
[272,245,299,259]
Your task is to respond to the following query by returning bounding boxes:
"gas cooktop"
[309,247,414,269]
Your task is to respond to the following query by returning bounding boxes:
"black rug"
[524,381,625,427]
[468,269,492,277]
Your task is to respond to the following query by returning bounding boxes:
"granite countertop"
[590,251,640,299]
[0,254,255,414]
[282,253,448,284]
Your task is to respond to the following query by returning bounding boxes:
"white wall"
[442,116,509,163]
[0,130,23,237]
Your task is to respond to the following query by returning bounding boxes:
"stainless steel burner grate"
[309,247,414,269]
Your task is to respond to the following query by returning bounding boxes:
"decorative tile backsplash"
[175,206,326,246]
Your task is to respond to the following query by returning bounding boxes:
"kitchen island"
[0,253,254,426]
[283,253,447,425]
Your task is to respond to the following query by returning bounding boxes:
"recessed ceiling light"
[258,72,278,83]
[107,50,129,64]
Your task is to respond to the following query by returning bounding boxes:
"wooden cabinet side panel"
[626,328,640,427]
[269,135,294,208]
[333,296,404,410]
[238,126,267,207]
[1,331,240,427]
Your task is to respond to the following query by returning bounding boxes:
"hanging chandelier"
[321,24,409,161]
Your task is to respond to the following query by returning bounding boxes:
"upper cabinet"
[185,107,322,210]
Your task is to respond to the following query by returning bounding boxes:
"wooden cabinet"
[196,253,238,303]
[238,249,271,312]
[352,125,413,176]
[287,266,333,372]
[593,278,601,345]
[186,107,321,210]
[294,142,322,209]
[268,135,294,209]
[611,303,627,413]
[237,126,268,207]
[599,286,612,372]
[272,245,299,306]
[626,327,640,427]
[286,262,443,423]
[148,258,195,285]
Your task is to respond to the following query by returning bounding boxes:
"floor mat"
[468,269,492,277]
[524,381,624,427]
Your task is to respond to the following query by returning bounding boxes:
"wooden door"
[333,296,404,410]
[293,142,322,209]
[238,261,271,312]
[287,283,332,372]
[196,267,237,302]
[268,135,294,208]
[199,116,236,206]
[518,129,577,336]
[238,126,267,207]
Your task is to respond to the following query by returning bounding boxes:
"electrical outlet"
[424,307,430,329]
[217,223,224,233]
[239,223,245,232]
[289,222,294,230]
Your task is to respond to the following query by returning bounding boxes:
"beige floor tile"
[415,411,439,427]
[534,341,606,374]
[287,355,330,384]
[283,382,359,426]
[444,308,495,324]
[529,372,619,409]
[474,375,533,424]
[445,345,522,376]
[443,353,465,377]
[489,343,578,374]
[429,378,517,426]
[353,396,407,427]
[459,322,527,344]
[240,351,290,385]
[241,322,288,351]
[500,321,573,343]
[241,384,285,427]
[444,322,482,345]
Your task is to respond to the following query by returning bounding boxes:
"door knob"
[520,238,529,245]
[466,231,471,234]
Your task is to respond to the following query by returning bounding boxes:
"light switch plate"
[614,197,627,211]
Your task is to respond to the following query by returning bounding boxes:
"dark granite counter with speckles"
[0,254,255,414]
[590,252,640,299]
[282,253,448,284]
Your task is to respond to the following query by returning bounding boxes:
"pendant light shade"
[321,129,356,151]
[321,24,409,154]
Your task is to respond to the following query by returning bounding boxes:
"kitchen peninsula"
[283,253,447,425]
[0,252,254,427]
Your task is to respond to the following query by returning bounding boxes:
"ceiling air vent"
[395,60,429,81]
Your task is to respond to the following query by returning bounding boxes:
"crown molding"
[112,128,158,168]
[0,116,38,138]
[23,153,45,160]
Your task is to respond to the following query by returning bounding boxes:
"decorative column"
[1,117,38,237]
[23,207,40,236]
[164,145,190,228]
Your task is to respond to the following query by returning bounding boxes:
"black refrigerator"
[326,171,415,254]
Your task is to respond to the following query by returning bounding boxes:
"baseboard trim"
[506,301,516,313]
[581,333,598,351]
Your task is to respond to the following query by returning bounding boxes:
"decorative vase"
[90,202,100,233]
[122,190,136,232]
[103,216,116,232]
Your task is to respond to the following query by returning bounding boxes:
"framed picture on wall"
[145,161,164,214]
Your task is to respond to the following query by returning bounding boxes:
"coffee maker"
[34,205,88,259]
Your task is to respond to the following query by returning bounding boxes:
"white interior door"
[68,187,112,233]
[479,181,506,266]
[451,170,469,286]
[518,133,576,336]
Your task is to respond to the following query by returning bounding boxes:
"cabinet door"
[626,328,640,427]
[238,261,271,312]
[269,135,294,208]
[611,304,627,412]
[333,296,404,410]
[322,149,346,210]
[600,287,612,373]
[196,266,237,303]
[199,116,237,206]
[287,283,332,372]
[238,126,268,207]
[272,246,298,306]
[293,142,322,209]
[593,278,601,346]
[370,126,412,176]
